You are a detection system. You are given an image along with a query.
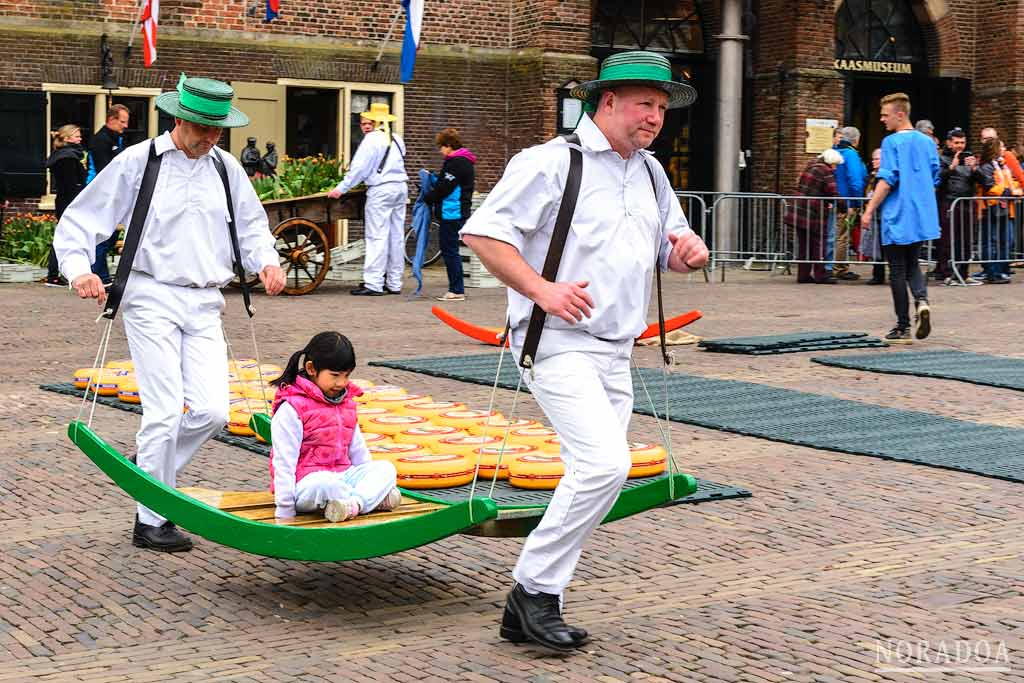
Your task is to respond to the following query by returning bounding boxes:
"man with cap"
[54,74,286,552]
[328,103,408,296]
[462,50,709,652]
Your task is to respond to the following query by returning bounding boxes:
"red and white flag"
[141,0,159,67]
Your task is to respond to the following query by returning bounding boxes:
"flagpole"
[372,5,404,70]
[123,0,148,63]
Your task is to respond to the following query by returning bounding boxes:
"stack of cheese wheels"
[350,378,375,390]
[396,400,466,419]
[355,407,392,429]
[435,434,504,457]
[239,381,274,401]
[470,443,538,480]
[355,385,407,404]
[368,441,432,464]
[361,413,431,437]
[105,359,134,371]
[117,376,141,404]
[72,367,100,390]
[466,416,539,436]
[433,409,504,430]
[227,398,270,436]
[237,363,283,383]
[393,453,476,489]
[362,432,393,448]
[362,393,432,411]
[393,424,467,450]
[96,369,131,396]
[507,426,559,449]
[628,442,668,478]
[509,454,565,489]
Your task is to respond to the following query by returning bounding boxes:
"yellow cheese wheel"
[392,425,468,450]
[228,358,258,371]
[628,442,668,478]
[361,414,431,436]
[363,393,432,410]
[509,454,565,490]
[117,377,142,404]
[237,363,283,382]
[104,359,134,371]
[538,437,561,454]
[72,367,100,390]
[435,434,504,456]
[394,453,476,489]
[507,426,559,448]
[227,405,269,436]
[469,443,538,480]
[368,442,432,463]
[239,381,275,401]
[355,384,407,403]
[396,400,467,418]
[433,409,504,430]
[362,432,393,447]
[466,416,540,436]
[96,369,132,396]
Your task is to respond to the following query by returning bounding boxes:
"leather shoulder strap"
[518,133,583,368]
[211,149,254,317]
[102,140,162,320]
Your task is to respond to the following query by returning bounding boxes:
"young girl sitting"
[270,331,401,522]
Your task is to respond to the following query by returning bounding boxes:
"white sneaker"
[324,497,361,522]
[374,488,402,512]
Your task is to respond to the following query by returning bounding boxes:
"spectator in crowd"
[786,149,842,284]
[862,148,886,285]
[972,137,1020,284]
[421,127,476,302]
[832,126,867,280]
[44,124,87,286]
[937,127,978,285]
[861,93,939,344]
[915,119,939,149]
[88,104,130,285]
[975,128,1024,281]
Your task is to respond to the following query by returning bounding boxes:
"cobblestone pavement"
[2,267,1023,682]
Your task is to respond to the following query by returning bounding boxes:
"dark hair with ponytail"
[271,331,356,386]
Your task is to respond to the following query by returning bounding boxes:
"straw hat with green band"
[155,73,250,128]
[571,51,697,110]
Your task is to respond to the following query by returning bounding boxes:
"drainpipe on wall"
[714,0,748,260]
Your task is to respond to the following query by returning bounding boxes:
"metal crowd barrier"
[947,196,1024,285]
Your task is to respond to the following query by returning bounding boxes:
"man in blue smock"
[860,92,940,344]
[832,126,867,280]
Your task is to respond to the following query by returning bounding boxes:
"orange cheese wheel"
[368,442,432,463]
[628,442,668,478]
[363,393,432,410]
[466,416,540,436]
[96,369,132,396]
[432,409,504,430]
[104,359,134,371]
[72,367,100,390]
[469,443,538,480]
[355,385,407,403]
[392,425,468,450]
[395,400,466,418]
[507,426,559,448]
[435,434,504,456]
[361,414,431,436]
[116,377,142,404]
[394,453,476,489]
[509,454,565,490]
[538,437,561,454]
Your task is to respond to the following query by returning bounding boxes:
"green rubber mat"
[698,331,887,355]
[368,353,1024,484]
[812,350,1024,391]
[40,383,750,507]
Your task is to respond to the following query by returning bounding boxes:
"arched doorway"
[836,0,970,156]
[591,0,710,189]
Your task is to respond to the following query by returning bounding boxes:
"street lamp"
[100,34,118,93]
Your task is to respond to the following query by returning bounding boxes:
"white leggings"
[295,460,398,514]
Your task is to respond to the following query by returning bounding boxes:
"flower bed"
[0,214,56,281]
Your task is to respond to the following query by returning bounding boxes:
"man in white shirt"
[461,51,709,652]
[55,74,286,552]
[328,103,408,295]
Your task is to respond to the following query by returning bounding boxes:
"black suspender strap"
[211,149,254,318]
[642,159,670,367]
[103,140,162,320]
[376,136,406,174]
[518,133,583,369]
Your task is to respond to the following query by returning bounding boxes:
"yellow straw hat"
[360,102,397,123]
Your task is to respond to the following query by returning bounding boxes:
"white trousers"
[363,183,408,292]
[295,461,398,514]
[512,348,634,595]
[122,273,229,527]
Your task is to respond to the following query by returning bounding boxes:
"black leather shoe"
[503,584,578,652]
[132,517,193,552]
[500,603,589,645]
[385,287,401,295]
[350,286,386,296]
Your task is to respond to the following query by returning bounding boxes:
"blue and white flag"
[400,0,423,83]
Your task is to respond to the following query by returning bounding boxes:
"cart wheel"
[273,218,331,295]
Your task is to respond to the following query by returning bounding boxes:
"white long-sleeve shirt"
[460,114,693,350]
[333,130,408,194]
[54,131,279,288]
[270,401,371,519]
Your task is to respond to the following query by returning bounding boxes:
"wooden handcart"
[254,189,366,295]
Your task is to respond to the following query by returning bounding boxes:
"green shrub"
[0,213,56,267]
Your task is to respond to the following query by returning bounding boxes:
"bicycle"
[404,219,443,266]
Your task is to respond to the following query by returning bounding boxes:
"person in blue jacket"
[861,93,940,345]
[421,128,476,301]
[87,104,130,284]
[832,126,867,280]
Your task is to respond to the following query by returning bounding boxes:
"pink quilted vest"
[269,374,363,491]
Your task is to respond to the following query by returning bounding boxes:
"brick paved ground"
[2,266,1023,682]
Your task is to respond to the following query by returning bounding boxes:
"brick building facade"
[1,0,1022,208]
